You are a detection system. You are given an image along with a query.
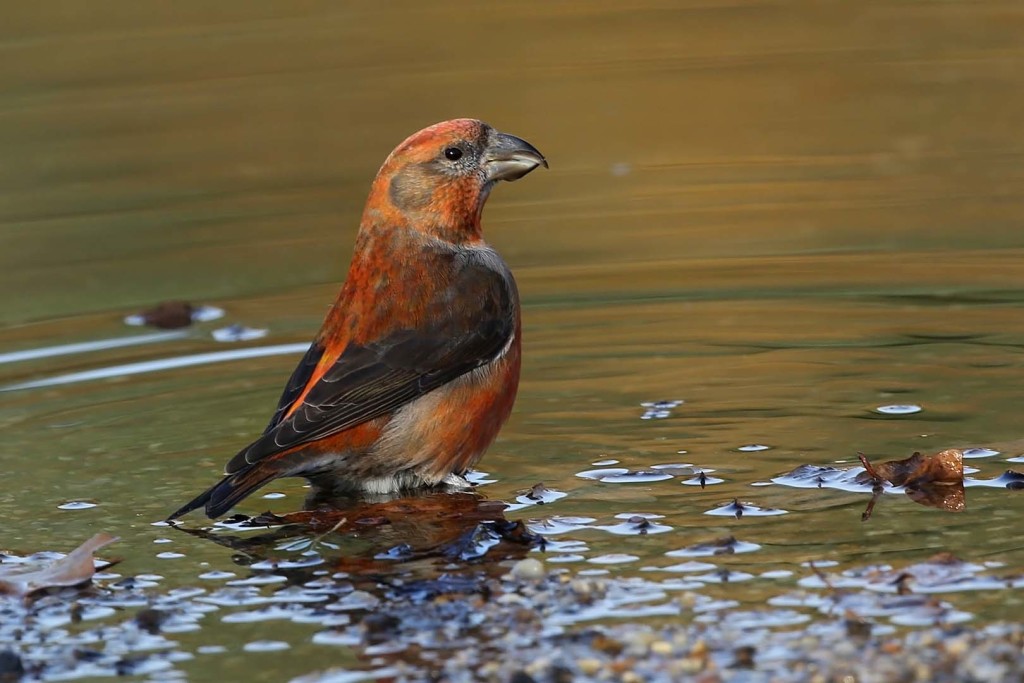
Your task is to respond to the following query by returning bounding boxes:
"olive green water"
[3,1,1024,680]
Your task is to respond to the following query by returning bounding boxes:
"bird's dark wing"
[261,341,326,435]
[226,263,516,473]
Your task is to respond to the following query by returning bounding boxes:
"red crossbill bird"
[168,119,546,520]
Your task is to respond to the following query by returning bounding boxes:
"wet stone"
[133,608,166,635]
[0,651,24,679]
[510,559,546,581]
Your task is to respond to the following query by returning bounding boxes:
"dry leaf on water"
[856,449,963,487]
[857,449,965,519]
[0,533,119,597]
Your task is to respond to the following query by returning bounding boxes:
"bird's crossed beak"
[484,131,548,183]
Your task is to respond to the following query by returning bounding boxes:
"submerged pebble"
[1,546,1023,683]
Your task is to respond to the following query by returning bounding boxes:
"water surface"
[2,1,1024,680]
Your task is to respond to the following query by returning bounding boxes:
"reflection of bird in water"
[168,119,546,520]
[172,491,540,578]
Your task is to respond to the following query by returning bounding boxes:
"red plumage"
[169,119,546,519]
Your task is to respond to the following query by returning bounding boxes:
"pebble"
[4,548,1024,683]
[577,658,601,676]
[678,657,705,674]
[509,558,546,581]
[945,634,970,657]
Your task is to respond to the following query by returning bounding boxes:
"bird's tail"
[166,462,286,521]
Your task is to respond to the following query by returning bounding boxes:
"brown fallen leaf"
[0,533,119,597]
[857,449,963,488]
[857,450,965,519]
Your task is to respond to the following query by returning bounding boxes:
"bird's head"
[363,119,547,244]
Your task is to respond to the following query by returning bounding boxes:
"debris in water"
[640,400,683,420]
[0,533,119,597]
[124,302,224,329]
[704,499,787,519]
[211,324,269,343]
[857,450,964,519]
[856,449,963,488]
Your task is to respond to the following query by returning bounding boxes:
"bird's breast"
[370,329,521,481]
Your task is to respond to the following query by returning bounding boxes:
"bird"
[168,119,546,520]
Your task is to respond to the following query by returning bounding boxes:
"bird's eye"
[444,147,463,161]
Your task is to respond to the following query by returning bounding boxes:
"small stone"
[732,646,756,669]
[677,657,705,674]
[621,672,643,683]
[913,663,933,681]
[524,657,551,676]
[609,658,636,676]
[650,640,673,656]
[676,592,698,609]
[362,613,400,643]
[944,634,970,657]
[134,608,166,635]
[591,634,624,656]
[623,631,656,656]
[496,593,528,606]
[510,558,545,580]
[550,665,573,683]
[0,651,24,679]
[577,658,602,676]
[845,618,872,639]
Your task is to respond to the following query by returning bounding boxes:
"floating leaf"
[856,449,963,488]
[0,533,119,597]
[857,449,964,519]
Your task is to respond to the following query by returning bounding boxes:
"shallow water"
[2,1,1024,680]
